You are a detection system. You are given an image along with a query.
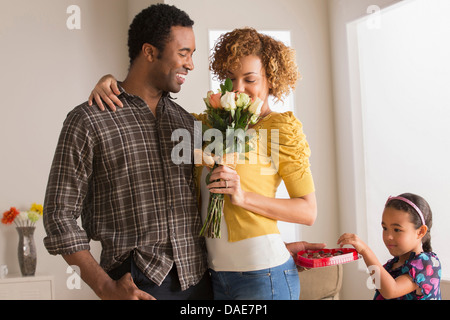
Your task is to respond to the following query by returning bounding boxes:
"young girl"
[338,193,441,300]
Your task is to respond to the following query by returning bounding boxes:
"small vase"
[16,226,37,276]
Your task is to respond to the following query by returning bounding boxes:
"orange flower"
[1,207,20,225]
[209,92,222,109]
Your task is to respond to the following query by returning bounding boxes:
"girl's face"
[382,207,426,260]
[227,55,271,115]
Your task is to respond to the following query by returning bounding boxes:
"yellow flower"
[30,203,43,216]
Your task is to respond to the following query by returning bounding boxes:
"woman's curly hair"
[210,28,301,102]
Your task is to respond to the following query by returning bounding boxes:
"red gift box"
[296,248,360,268]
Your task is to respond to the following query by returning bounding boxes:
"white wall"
[0,0,130,299]
[328,0,403,300]
[356,0,450,281]
[328,0,449,299]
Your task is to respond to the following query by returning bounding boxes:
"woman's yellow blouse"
[194,111,315,242]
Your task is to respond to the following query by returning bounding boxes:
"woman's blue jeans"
[209,256,300,300]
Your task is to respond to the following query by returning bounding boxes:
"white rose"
[250,114,259,124]
[235,92,251,108]
[220,91,236,111]
[16,211,28,223]
[248,97,263,116]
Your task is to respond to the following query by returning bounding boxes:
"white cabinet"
[0,274,55,300]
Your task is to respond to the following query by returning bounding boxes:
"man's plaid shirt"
[43,87,207,290]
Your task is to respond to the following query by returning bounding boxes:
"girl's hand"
[337,233,369,255]
[88,74,123,111]
[207,165,246,207]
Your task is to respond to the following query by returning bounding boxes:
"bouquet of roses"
[195,79,263,238]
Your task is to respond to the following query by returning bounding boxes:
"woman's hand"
[207,165,246,207]
[208,165,317,225]
[337,233,369,255]
[285,241,327,272]
[88,74,123,111]
[285,241,327,257]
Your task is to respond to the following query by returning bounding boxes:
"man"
[43,4,211,300]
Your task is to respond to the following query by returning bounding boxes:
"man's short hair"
[128,4,194,65]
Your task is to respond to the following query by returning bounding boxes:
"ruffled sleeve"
[266,112,315,198]
[190,112,208,125]
[406,252,442,299]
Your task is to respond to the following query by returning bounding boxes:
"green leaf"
[202,123,210,135]
[235,108,241,124]
[211,112,227,131]
[225,78,233,92]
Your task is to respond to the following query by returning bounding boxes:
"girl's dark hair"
[127,4,194,65]
[385,193,433,252]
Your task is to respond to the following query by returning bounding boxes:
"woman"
[89,27,319,300]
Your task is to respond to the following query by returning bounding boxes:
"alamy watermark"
[64,263,382,291]
[367,5,382,30]
[66,4,382,31]
[366,265,381,290]
[171,122,279,175]
[66,5,81,30]
[66,265,81,290]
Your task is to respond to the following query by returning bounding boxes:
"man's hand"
[98,272,155,300]
[63,250,155,300]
